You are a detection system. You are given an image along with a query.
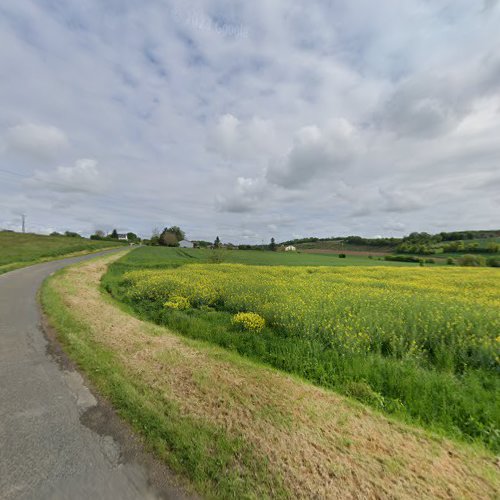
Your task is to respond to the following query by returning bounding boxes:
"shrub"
[458,254,485,267]
[447,257,455,265]
[164,295,191,310]
[344,381,385,409]
[424,258,435,264]
[232,312,265,333]
[338,253,346,258]
[486,257,500,268]
[208,249,227,263]
[384,255,420,263]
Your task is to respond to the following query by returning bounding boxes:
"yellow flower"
[164,295,190,310]
[232,312,266,333]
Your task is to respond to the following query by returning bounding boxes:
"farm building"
[285,245,296,252]
[179,239,194,248]
[117,233,128,241]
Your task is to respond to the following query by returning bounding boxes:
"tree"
[150,227,160,245]
[487,242,500,253]
[163,226,185,241]
[158,226,185,247]
[214,236,221,248]
[458,254,485,267]
[64,231,81,238]
[110,229,118,239]
[193,240,211,248]
[160,229,179,247]
[269,237,277,251]
[127,232,139,243]
[90,229,106,240]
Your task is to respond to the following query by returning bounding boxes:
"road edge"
[38,258,196,500]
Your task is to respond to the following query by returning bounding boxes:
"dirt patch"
[48,255,500,499]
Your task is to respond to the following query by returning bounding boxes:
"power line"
[0,166,213,237]
[0,168,26,178]
[0,167,172,213]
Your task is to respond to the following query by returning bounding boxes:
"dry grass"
[50,254,499,499]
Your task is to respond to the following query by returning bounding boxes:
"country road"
[0,251,185,500]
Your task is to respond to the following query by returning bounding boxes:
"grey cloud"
[382,220,406,232]
[379,53,500,139]
[350,205,372,217]
[379,188,425,213]
[380,77,463,138]
[266,120,357,188]
[483,0,499,12]
[215,196,256,213]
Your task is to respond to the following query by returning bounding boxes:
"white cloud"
[207,114,278,161]
[216,176,268,213]
[4,123,68,160]
[27,159,105,194]
[0,1,499,241]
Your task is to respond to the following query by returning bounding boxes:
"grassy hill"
[0,231,126,274]
[291,233,500,261]
[295,240,394,254]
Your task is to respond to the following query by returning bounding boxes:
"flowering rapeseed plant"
[164,295,190,310]
[232,312,266,332]
[123,264,500,371]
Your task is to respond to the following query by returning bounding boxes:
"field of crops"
[108,249,500,451]
[124,264,499,369]
[110,245,424,268]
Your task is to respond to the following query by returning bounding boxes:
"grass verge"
[0,246,122,275]
[0,230,127,275]
[41,258,286,499]
[41,254,499,498]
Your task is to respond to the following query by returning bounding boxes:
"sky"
[0,1,499,243]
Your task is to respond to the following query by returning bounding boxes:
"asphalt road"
[0,252,185,499]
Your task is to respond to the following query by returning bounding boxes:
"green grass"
[464,237,500,247]
[104,247,500,453]
[41,266,286,499]
[0,231,126,274]
[438,251,500,259]
[112,246,422,270]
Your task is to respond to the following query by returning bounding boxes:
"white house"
[117,233,128,241]
[285,245,296,252]
[179,239,194,248]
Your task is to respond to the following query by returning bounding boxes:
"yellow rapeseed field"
[123,264,500,371]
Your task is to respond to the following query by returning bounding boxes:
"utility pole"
[21,214,25,233]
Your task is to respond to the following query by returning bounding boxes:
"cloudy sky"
[1,1,499,243]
